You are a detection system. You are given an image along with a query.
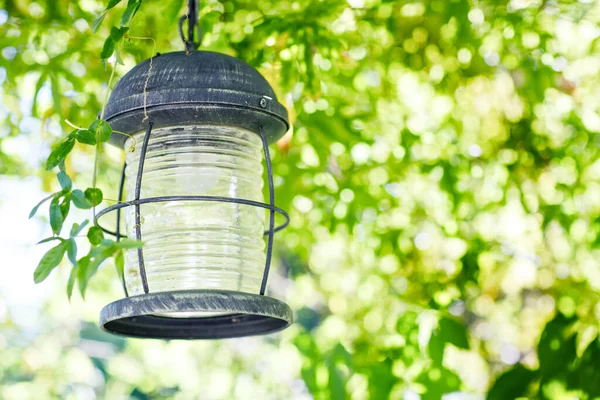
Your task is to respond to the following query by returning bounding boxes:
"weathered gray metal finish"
[100,289,293,339]
[103,51,289,147]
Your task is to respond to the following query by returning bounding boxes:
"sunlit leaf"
[74,129,96,145]
[89,119,112,143]
[487,365,538,400]
[67,264,78,300]
[57,171,72,191]
[67,239,77,265]
[100,26,129,60]
[70,220,89,238]
[29,193,55,219]
[34,241,68,283]
[120,0,142,27]
[115,239,143,249]
[87,226,104,245]
[46,138,75,170]
[72,189,93,209]
[84,188,103,206]
[49,197,64,235]
[92,12,107,33]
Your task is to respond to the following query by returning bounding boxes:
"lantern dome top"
[104,51,289,147]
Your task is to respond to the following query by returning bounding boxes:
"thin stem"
[94,54,118,188]
[100,58,117,121]
[65,119,86,131]
[124,35,156,121]
[92,55,118,220]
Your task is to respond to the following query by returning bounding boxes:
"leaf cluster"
[31,118,140,298]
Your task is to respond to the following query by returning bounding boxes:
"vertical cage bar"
[134,122,154,294]
[116,161,129,297]
[259,126,276,296]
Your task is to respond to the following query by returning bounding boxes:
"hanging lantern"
[94,6,291,339]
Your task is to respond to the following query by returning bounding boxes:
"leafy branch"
[32,118,141,298]
[93,0,142,64]
[31,0,146,298]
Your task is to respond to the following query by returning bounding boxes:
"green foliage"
[57,171,72,191]
[89,119,113,143]
[45,138,75,170]
[71,190,93,209]
[31,117,118,295]
[49,197,64,235]
[487,365,538,400]
[84,188,103,206]
[4,0,600,398]
[34,241,68,283]
[100,26,129,61]
[87,226,104,245]
[73,129,97,145]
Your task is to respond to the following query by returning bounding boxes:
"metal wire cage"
[94,51,292,339]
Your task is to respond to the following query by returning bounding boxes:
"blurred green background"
[2,0,600,398]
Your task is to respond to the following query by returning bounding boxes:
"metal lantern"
[94,45,291,338]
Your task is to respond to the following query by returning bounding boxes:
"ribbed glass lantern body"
[123,125,265,296]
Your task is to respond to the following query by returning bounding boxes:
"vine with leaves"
[30,0,146,298]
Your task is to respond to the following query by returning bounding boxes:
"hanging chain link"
[179,0,202,52]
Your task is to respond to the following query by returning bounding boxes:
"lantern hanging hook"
[178,0,202,52]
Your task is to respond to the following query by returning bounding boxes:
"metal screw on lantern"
[93,0,292,339]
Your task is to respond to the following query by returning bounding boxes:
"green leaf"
[487,365,538,400]
[50,197,64,235]
[31,72,48,116]
[120,0,141,27]
[100,36,116,60]
[84,188,103,206]
[105,0,124,11]
[92,12,107,33]
[67,239,77,265]
[89,119,112,143]
[92,0,124,32]
[60,194,71,220]
[327,361,346,400]
[97,239,116,249]
[166,0,184,23]
[438,317,470,349]
[77,256,92,297]
[34,242,68,283]
[111,25,129,41]
[115,46,124,65]
[78,244,115,297]
[46,138,75,170]
[67,264,78,300]
[428,317,470,365]
[37,237,64,245]
[416,366,461,400]
[115,249,124,278]
[100,26,129,60]
[49,73,62,119]
[74,129,96,145]
[537,312,577,376]
[29,193,55,219]
[567,336,600,395]
[57,171,72,191]
[70,220,89,238]
[87,226,104,245]
[72,190,93,209]
[116,239,143,249]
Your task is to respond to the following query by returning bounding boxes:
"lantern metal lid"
[95,2,292,340]
[104,50,289,147]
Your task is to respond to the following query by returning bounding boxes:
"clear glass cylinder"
[123,125,265,296]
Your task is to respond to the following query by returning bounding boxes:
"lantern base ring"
[100,289,292,339]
